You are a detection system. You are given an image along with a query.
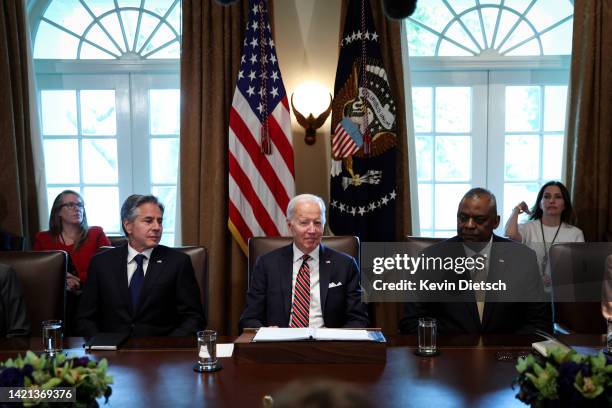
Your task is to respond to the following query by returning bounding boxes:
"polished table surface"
[0,335,605,408]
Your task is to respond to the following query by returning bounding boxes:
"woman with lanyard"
[504,181,584,292]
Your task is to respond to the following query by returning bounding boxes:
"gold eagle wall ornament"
[291,93,333,145]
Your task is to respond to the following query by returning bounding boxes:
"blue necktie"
[130,254,146,308]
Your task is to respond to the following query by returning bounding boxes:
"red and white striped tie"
[290,255,311,328]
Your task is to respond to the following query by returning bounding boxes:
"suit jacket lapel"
[452,242,482,330]
[482,240,506,329]
[135,246,166,316]
[319,244,331,310]
[114,245,132,314]
[280,245,293,322]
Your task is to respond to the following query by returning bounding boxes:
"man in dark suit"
[77,194,205,337]
[399,188,551,335]
[239,194,368,329]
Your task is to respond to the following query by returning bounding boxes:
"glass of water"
[42,320,63,355]
[194,330,220,372]
[417,317,438,356]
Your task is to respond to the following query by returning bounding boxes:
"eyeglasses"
[61,202,84,209]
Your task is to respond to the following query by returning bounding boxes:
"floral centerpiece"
[513,347,612,407]
[0,351,112,407]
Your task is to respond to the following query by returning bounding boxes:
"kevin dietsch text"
[372,279,507,292]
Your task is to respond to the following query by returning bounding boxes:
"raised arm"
[504,201,530,242]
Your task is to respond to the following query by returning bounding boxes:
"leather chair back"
[0,251,66,336]
[247,236,360,289]
[108,235,128,247]
[405,236,445,257]
[174,246,208,319]
[549,242,612,333]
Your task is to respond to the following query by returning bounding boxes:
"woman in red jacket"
[34,190,112,335]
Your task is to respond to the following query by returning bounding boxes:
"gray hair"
[120,194,164,236]
[461,187,497,215]
[286,194,326,224]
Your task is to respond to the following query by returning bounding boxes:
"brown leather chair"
[0,251,66,336]
[247,236,359,289]
[107,235,128,247]
[549,242,612,333]
[174,246,208,319]
[405,235,444,257]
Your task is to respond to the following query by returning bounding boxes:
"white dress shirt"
[127,245,155,285]
[292,243,324,328]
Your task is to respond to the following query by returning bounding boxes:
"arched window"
[29,0,182,245]
[403,0,574,237]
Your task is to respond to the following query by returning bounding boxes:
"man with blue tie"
[239,194,369,330]
[77,194,205,337]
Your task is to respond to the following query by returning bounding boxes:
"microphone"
[382,0,418,20]
[214,0,240,5]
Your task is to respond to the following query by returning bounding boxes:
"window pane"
[539,19,573,55]
[85,24,122,57]
[86,0,115,17]
[412,87,432,132]
[503,182,540,227]
[41,90,78,135]
[435,136,471,181]
[146,0,178,19]
[150,138,179,184]
[525,0,573,32]
[135,13,160,52]
[34,21,79,59]
[83,187,120,233]
[435,87,471,133]
[406,22,438,56]
[542,134,563,180]
[415,136,433,181]
[434,183,470,230]
[80,90,117,135]
[82,139,119,183]
[79,43,116,59]
[100,12,127,52]
[504,135,540,180]
[160,233,175,247]
[152,185,176,232]
[43,139,80,183]
[505,86,541,132]
[544,86,567,132]
[500,20,535,54]
[146,41,181,59]
[139,23,176,56]
[411,0,453,34]
[446,22,480,54]
[150,89,180,135]
[438,40,473,56]
[418,183,433,230]
[120,10,140,51]
[44,0,92,36]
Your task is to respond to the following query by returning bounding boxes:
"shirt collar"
[292,243,320,263]
[127,244,155,263]
[463,236,493,258]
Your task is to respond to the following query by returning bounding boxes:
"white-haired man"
[239,194,369,329]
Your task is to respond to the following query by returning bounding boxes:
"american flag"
[332,118,363,159]
[228,0,295,253]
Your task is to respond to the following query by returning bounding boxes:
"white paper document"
[252,327,373,342]
[216,343,235,357]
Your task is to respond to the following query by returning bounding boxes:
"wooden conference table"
[0,335,605,407]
